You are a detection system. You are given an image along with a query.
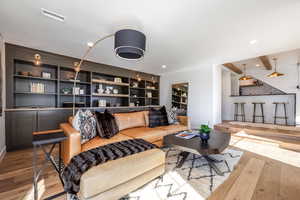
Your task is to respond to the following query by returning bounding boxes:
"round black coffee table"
[163,130,231,176]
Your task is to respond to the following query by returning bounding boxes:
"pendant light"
[239,64,252,80]
[267,58,284,77]
[34,54,42,66]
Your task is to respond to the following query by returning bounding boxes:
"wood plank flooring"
[1,124,300,200]
[224,158,265,200]
[0,146,65,200]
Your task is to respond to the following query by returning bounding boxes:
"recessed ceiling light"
[162,65,167,69]
[249,40,257,45]
[87,42,94,47]
[41,8,65,22]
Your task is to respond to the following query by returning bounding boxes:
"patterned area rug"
[120,148,243,200]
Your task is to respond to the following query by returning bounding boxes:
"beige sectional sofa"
[60,110,190,200]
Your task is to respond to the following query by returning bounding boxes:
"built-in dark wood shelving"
[60,79,91,85]
[60,94,91,97]
[14,74,58,81]
[14,92,57,95]
[171,83,188,115]
[92,93,129,98]
[11,58,160,109]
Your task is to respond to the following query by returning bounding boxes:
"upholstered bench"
[77,148,165,200]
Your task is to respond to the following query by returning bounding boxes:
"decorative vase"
[199,132,210,143]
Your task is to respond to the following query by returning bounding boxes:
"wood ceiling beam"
[259,56,272,70]
[223,63,243,74]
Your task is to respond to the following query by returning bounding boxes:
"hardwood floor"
[1,124,300,200]
[0,146,65,200]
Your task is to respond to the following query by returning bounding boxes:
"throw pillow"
[167,107,179,124]
[95,109,119,139]
[73,110,97,144]
[149,106,169,128]
[94,112,107,138]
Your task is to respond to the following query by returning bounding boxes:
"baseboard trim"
[0,146,6,163]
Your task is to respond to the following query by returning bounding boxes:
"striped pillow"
[149,106,169,128]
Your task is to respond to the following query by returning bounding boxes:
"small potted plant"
[199,124,212,143]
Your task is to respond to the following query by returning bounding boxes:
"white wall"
[0,38,5,160]
[160,64,222,129]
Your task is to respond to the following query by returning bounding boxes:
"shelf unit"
[171,84,188,115]
[12,59,160,109]
[129,79,159,106]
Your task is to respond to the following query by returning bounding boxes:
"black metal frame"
[32,134,66,200]
[176,151,225,176]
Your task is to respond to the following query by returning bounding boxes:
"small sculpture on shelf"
[61,88,72,95]
[113,89,119,94]
[97,84,104,94]
[132,82,139,88]
[105,86,113,94]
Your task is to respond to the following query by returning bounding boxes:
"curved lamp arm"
[72,33,115,116]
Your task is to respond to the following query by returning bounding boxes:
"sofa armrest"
[60,123,81,164]
[177,116,191,129]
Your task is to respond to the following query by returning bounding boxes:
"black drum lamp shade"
[114,29,146,60]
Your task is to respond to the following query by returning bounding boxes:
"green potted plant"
[199,124,212,143]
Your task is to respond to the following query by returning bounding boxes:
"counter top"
[5,105,161,112]
[230,93,296,97]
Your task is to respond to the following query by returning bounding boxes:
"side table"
[32,129,67,200]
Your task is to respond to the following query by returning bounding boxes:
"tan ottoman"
[77,148,165,200]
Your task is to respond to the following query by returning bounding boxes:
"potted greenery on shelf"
[199,124,212,143]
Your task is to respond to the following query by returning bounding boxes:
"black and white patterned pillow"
[149,106,169,128]
[73,110,97,144]
[167,107,179,124]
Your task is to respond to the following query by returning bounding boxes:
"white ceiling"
[232,48,300,71]
[1,0,300,75]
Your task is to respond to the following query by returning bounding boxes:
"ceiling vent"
[41,8,65,22]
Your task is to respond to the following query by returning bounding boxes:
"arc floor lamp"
[72,29,146,116]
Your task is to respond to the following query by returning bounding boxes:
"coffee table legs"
[176,152,224,176]
[176,152,190,168]
[203,155,224,176]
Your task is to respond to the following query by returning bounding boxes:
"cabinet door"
[37,109,73,131]
[6,111,37,151]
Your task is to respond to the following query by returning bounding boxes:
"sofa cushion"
[149,106,169,128]
[113,111,146,131]
[81,134,133,152]
[72,110,97,144]
[119,127,169,143]
[157,124,188,134]
[81,165,165,200]
[79,149,165,199]
[95,110,119,139]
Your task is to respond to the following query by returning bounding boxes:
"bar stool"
[252,102,265,123]
[273,102,288,125]
[234,102,246,122]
